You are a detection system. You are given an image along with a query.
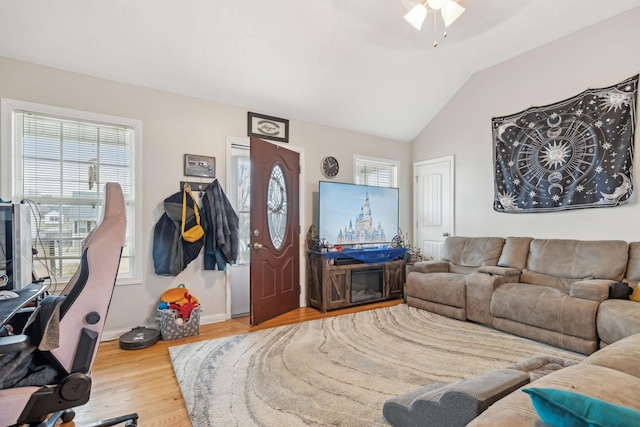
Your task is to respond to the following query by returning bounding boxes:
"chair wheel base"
[61,409,76,423]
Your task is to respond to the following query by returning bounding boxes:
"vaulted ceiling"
[1,0,639,142]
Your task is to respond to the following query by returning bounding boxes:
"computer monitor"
[0,203,32,291]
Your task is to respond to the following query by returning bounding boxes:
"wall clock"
[321,156,339,178]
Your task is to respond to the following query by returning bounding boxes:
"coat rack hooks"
[180,181,211,194]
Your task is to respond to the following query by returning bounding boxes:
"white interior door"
[414,156,454,260]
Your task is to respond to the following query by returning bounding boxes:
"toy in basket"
[157,284,201,340]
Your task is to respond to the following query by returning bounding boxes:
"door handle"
[442,232,450,237]
[253,243,264,249]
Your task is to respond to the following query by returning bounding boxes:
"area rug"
[169,304,583,426]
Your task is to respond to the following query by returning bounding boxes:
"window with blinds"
[354,156,398,188]
[12,108,138,283]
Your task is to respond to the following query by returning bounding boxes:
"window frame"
[353,154,399,188]
[1,98,143,286]
[226,136,251,265]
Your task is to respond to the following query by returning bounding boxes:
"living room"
[2,1,640,426]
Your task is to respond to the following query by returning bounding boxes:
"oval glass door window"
[267,164,287,250]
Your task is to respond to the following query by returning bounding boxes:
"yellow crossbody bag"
[181,186,205,242]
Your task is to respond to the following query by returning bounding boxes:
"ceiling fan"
[401,0,466,46]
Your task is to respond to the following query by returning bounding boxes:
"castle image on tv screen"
[318,181,399,246]
[336,192,386,244]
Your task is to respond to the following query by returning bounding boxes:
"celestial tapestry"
[493,74,638,213]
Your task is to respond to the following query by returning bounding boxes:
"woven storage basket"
[157,306,201,340]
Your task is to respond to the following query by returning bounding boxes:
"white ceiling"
[1,0,639,142]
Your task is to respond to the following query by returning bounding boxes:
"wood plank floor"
[62,299,403,427]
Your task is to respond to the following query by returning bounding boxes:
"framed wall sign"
[184,154,215,178]
[248,112,289,143]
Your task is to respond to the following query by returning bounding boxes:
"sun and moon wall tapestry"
[493,74,638,213]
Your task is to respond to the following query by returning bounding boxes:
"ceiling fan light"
[426,0,450,10]
[441,1,465,27]
[404,4,427,31]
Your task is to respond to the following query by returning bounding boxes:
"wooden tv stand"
[307,251,405,313]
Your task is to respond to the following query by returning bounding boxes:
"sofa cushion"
[523,387,640,427]
[448,264,480,275]
[526,239,628,284]
[497,236,533,270]
[596,301,640,346]
[409,261,449,274]
[407,272,466,308]
[469,364,640,426]
[520,269,579,291]
[626,242,640,282]
[441,236,505,268]
[585,332,640,377]
[569,279,610,302]
[514,274,612,303]
[491,283,598,341]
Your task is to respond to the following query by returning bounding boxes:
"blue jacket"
[201,180,239,270]
[153,191,203,276]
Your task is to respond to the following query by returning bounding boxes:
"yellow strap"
[181,186,201,236]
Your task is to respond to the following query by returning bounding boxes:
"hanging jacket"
[153,190,204,276]
[201,179,239,270]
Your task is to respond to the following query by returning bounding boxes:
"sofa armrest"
[466,272,519,290]
[410,260,450,274]
[477,266,521,277]
[570,279,612,302]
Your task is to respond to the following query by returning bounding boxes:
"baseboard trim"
[101,312,228,342]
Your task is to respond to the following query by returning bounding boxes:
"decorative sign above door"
[248,112,289,143]
[493,74,638,213]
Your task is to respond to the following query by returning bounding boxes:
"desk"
[0,283,47,327]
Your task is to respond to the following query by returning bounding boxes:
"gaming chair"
[0,182,138,427]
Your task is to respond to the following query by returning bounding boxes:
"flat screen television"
[318,181,399,247]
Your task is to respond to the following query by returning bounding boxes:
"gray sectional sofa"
[406,236,640,354]
[392,236,640,426]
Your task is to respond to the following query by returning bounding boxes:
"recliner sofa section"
[406,236,505,321]
[489,238,628,354]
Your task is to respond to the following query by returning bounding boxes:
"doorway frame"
[225,136,307,320]
[413,155,455,257]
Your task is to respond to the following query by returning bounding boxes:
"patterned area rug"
[169,304,583,426]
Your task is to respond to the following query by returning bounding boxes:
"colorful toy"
[175,293,199,321]
[158,284,200,322]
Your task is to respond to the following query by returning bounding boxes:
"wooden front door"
[249,137,300,325]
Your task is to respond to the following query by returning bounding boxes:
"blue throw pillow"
[522,387,640,427]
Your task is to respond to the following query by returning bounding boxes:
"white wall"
[412,8,640,242]
[0,57,412,337]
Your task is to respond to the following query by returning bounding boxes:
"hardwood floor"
[62,299,403,427]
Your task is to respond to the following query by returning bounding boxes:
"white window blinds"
[14,109,137,282]
[354,157,398,188]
